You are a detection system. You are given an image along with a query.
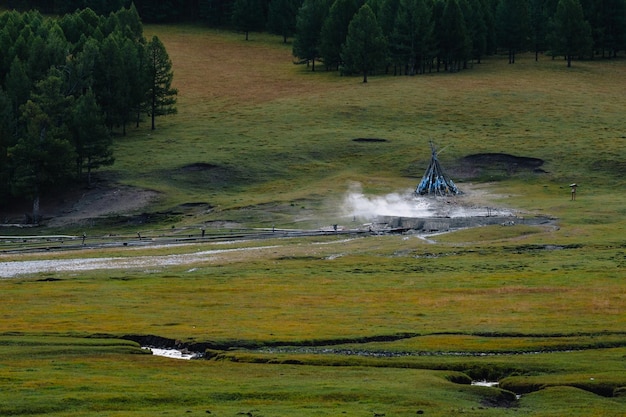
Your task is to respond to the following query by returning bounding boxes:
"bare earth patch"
[45,185,160,228]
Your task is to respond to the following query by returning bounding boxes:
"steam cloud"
[341,182,435,219]
[341,182,512,220]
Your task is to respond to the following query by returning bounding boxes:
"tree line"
[5,0,625,67]
[1,0,227,24]
[0,6,177,221]
[292,0,625,81]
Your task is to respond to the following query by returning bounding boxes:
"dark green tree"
[0,11,21,80]
[390,0,433,74]
[430,0,446,71]
[368,0,401,72]
[231,0,266,40]
[112,3,144,42]
[0,88,15,203]
[461,0,487,64]
[199,0,236,26]
[10,25,33,66]
[26,23,68,85]
[369,0,400,38]
[320,0,363,70]
[118,36,146,135]
[550,0,592,66]
[68,89,114,186]
[62,37,99,98]
[479,0,497,54]
[62,8,106,52]
[292,0,332,71]
[145,35,178,130]
[592,0,626,57]
[529,0,550,60]
[496,0,530,63]
[93,32,127,131]
[341,4,388,82]
[267,0,303,43]
[439,0,470,71]
[5,57,31,125]
[8,71,76,222]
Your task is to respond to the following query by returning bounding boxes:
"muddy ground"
[0,153,544,229]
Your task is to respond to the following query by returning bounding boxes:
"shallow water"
[144,347,198,360]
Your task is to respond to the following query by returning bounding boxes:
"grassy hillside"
[102,25,625,233]
[1,25,625,417]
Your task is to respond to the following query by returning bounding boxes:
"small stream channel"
[141,344,520,399]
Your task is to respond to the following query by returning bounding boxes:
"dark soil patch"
[1,187,85,224]
[463,153,544,168]
[1,180,159,227]
[480,390,519,409]
[590,159,626,176]
[180,162,220,171]
[171,202,213,216]
[352,138,388,143]
[179,202,211,207]
[451,153,545,180]
[98,211,181,227]
[172,162,249,189]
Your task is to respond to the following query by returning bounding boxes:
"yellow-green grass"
[0,336,516,417]
[2,232,624,339]
[1,335,625,416]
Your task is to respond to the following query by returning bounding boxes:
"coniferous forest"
[0,5,177,220]
[3,0,625,61]
[1,0,625,220]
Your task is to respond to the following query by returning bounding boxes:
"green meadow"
[1,25,625,416]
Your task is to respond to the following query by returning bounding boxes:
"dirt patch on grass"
[42,184,160,228]
[172,162,249,189]
[451,153,545,180]
[1,183,159,228]
[352,138,389,143]
[181,162,221,171]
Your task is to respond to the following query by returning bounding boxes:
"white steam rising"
[341,183,435,219]
[341,182,512,220]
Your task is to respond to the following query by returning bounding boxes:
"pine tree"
[8,71,76,222]
[439,0,470,71]
[496,0,530,63]
[93,32,127,131]
[5,57,31,121]
[145,36,178,130]
[341,4,388,82]
[320,0,362,70]
[0,88,15,203]
[231,0,266,40]
[550,0,592,66]
[391,0,433,74]
[69,89,114,187]
[461,0,487,64]
[529,0,550,60]
[267,0,303,43]
[593,0,626,58]
[292,0,332,71]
